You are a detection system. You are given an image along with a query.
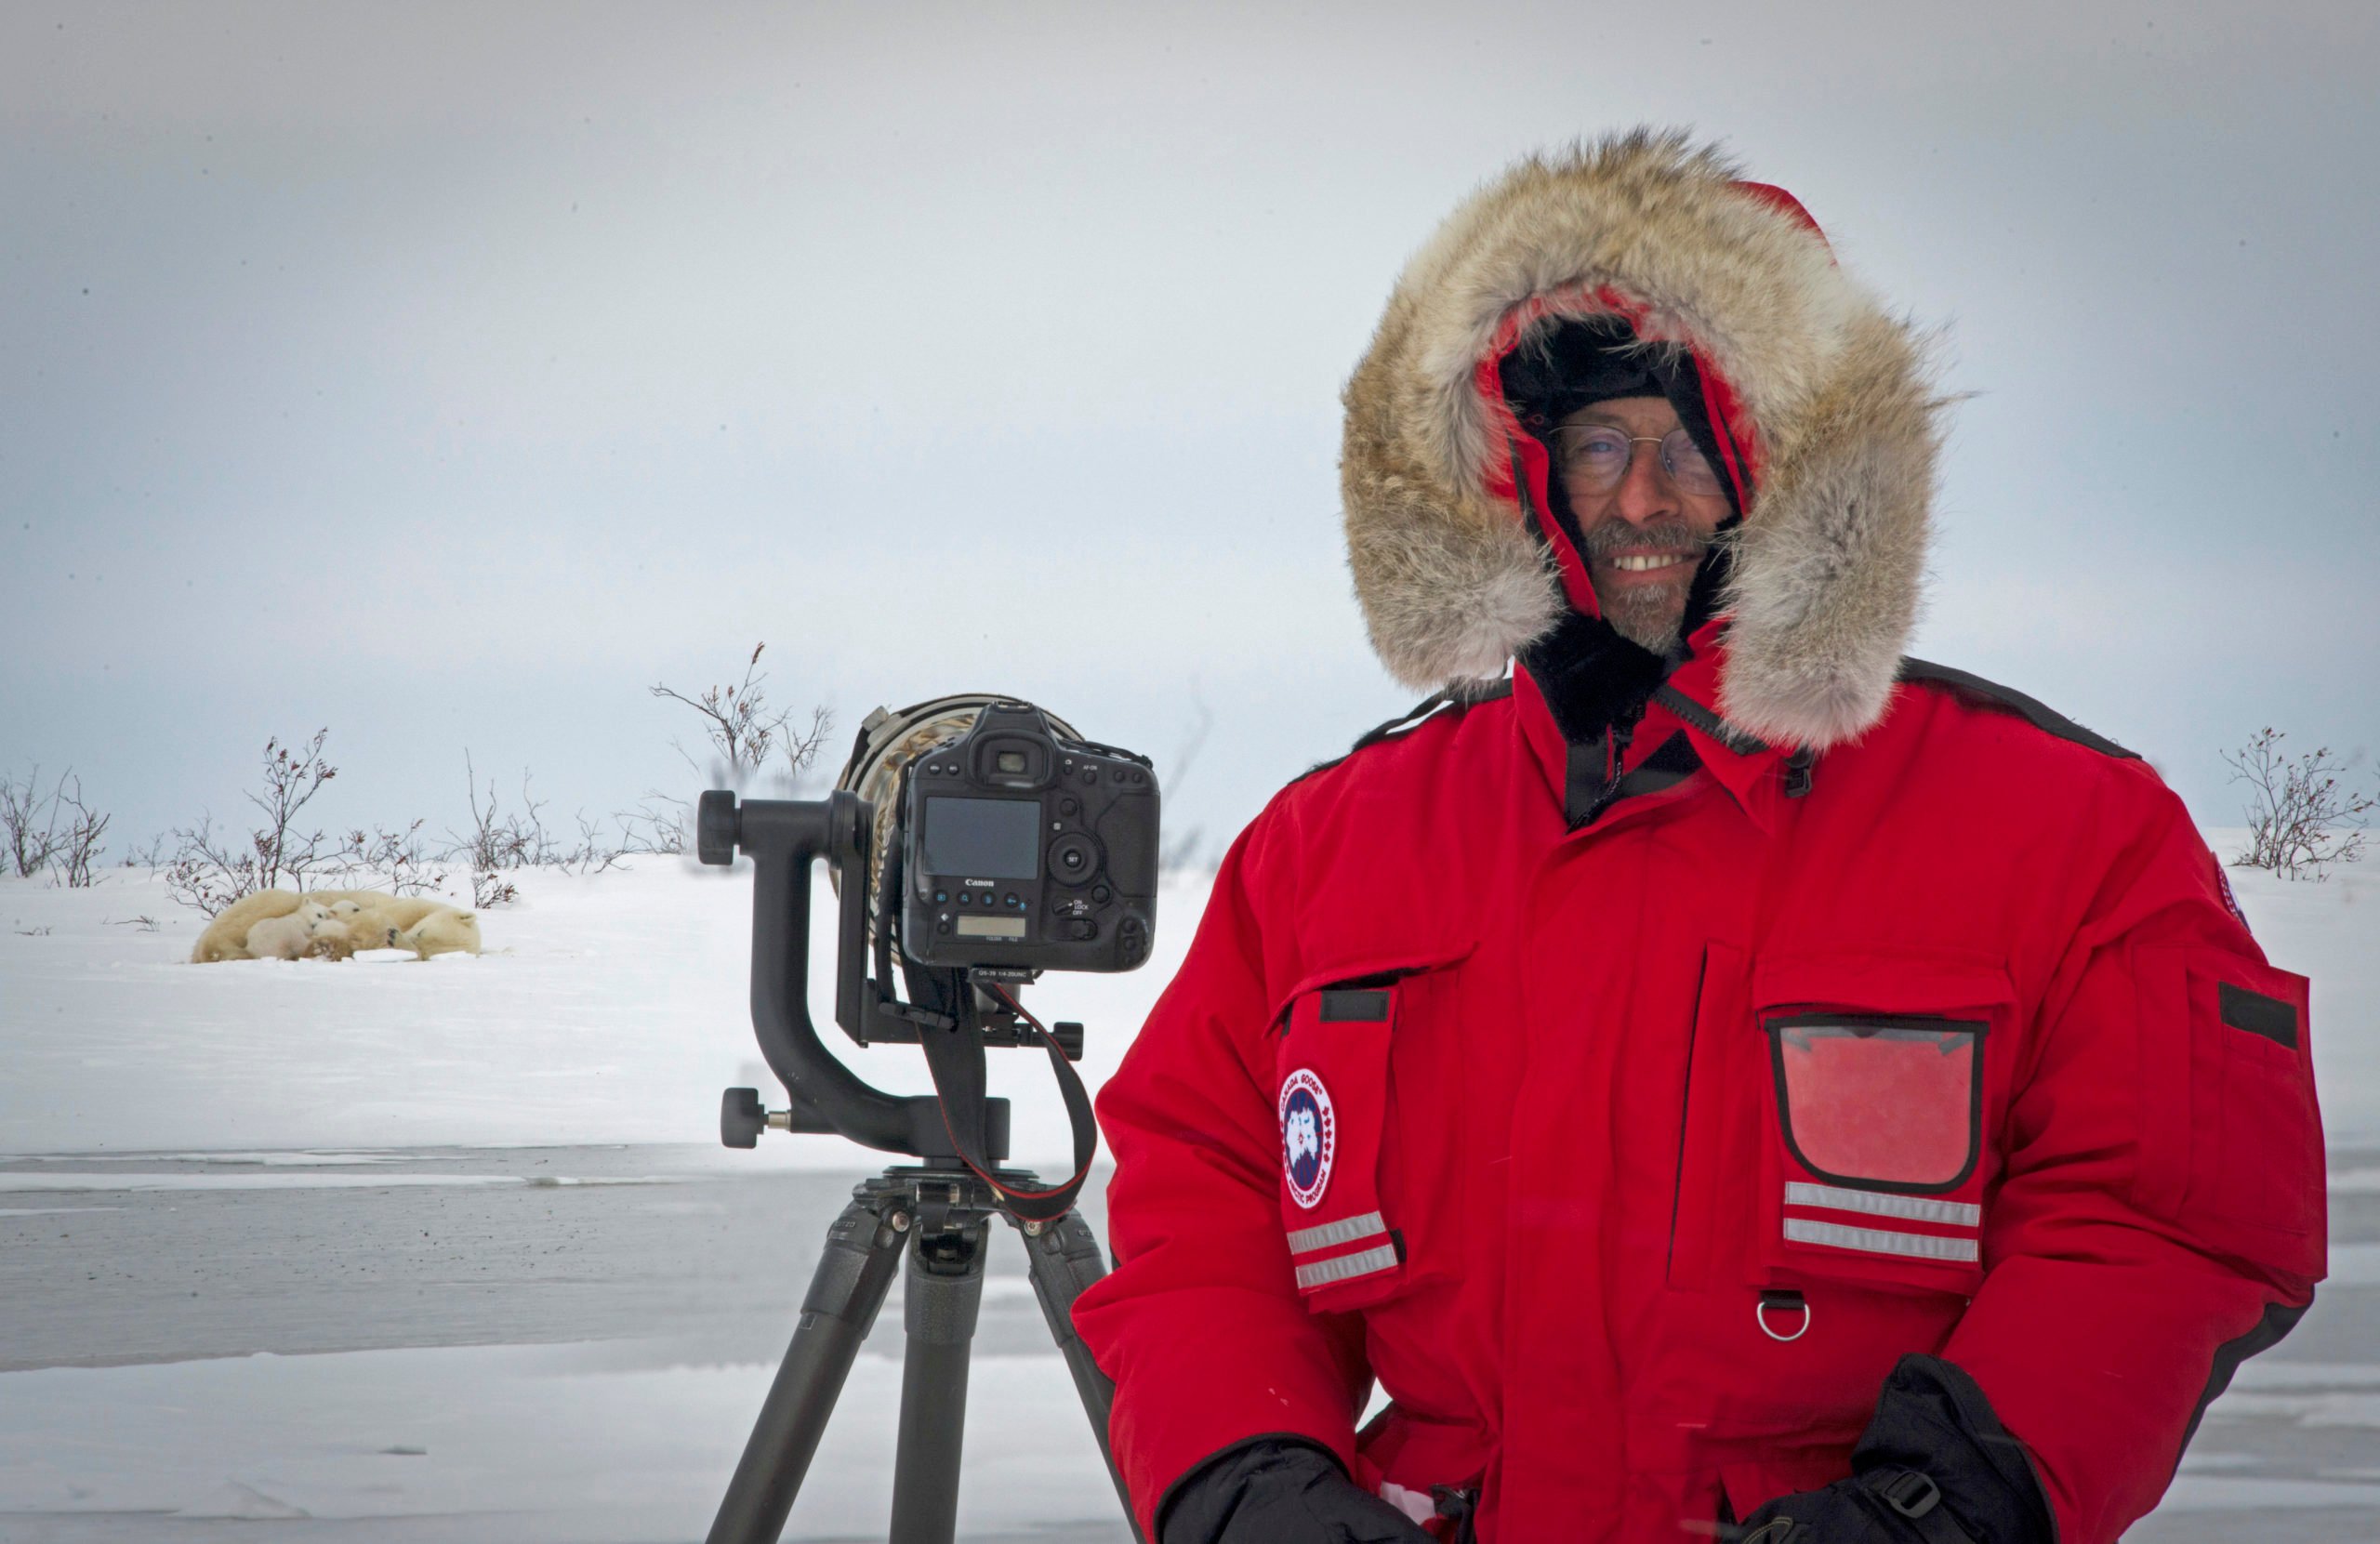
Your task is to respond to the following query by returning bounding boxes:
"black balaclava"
[1497,317,1743,746]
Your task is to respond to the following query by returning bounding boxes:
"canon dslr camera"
[900,702,1157,972]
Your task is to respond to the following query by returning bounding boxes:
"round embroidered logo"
[1278,1068,1335,1210]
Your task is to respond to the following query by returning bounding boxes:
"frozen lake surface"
[0,1148,1127,1542]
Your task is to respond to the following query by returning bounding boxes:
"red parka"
[1071,132,2326,1544]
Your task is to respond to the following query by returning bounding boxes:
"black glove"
[1158,1437,1436,1544]
[1735,1355,2056,1544]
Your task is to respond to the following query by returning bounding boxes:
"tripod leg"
[707,1194,906,1544]
[1020,1211,1142,1542]
[887,1215,989,1544]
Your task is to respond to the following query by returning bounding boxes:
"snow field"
[0,860,1210,1163]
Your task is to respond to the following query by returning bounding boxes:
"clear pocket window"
[1766,1015,1984,1194]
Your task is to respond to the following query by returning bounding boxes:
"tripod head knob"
[698,790,739,866]
[721,1086,767,1148]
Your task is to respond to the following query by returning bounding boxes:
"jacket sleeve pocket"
[1274,983,1409,1313]
[1270,941,1475,1316]
[2131,944,2322,1277]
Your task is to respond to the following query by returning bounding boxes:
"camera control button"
[1050,834,1097,884]
[1091,885,1112,904]
[1065,918,1098,942]
[1004,892,1020,907]
[1081,767,1098,784]
[933,890,948,904]
[1060,797,1080,816]
[1117,916,1148,965]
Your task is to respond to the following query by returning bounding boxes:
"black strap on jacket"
[1896,657,2138,759]
[1294,680,1517,786]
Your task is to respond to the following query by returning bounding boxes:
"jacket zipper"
[1571,707,1642,829]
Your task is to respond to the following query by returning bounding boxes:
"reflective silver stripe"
[1785,1182,1981,1229]
[1285,1210,1388,1256]
[1295,1244,1400,1290]
[1783,1218,1979,1263]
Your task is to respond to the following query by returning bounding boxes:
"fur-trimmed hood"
[1340,129,1943,749]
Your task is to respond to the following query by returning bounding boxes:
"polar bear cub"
[395,908,482,959]
[244,902,339,961]
[304,891,475,959]
[310,898,397,958]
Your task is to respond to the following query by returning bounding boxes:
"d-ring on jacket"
[1070,131,2327,1544]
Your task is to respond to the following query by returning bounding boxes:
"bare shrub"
[2224,728,2375,880]
[330,819,448,897]
[165,730,340,915]
[651,642,833,784]
[438,754,692,902]
[50,776,110,887]
[444,753,549,906]
[2,765,60,877]
[618,794,687,856]
[119,833,166,869]
[3,765,112,884]
[165,816,268,917]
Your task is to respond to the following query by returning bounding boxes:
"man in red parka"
[1070,130,2327,1544]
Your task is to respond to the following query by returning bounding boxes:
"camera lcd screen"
[956,914,1027,939]
[922,797,1042,879]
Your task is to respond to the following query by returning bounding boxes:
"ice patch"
[177,1478,312,1519]
[0,1172,538,1192]
[2329,1243,2380,1287]
[2157,1473,2380,1511]
[2232,1362,2380,1391]
[21,1150,431,1166]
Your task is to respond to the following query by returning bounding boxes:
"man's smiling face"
[1553,394,1733,652]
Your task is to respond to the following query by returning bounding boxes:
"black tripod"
[696,790,1137,1544]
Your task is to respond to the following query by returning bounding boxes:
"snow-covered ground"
[0,859,1210,1164]
[1,838,2374,1541]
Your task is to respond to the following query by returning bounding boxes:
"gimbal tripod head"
[698,786,1078,1165]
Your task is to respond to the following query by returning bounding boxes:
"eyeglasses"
[1553,424,1725,497]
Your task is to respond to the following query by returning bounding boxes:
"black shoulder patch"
[1897,658,2139,759]
[1290,680,1515,786]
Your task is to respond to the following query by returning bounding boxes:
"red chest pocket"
[1750,956,2016,1299]
[1276,984,1408,1311]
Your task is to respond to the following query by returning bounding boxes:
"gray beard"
[1597,583,1689,652]
[1580,519,1706,653]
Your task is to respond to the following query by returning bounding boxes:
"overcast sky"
[5,0,2375,873]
